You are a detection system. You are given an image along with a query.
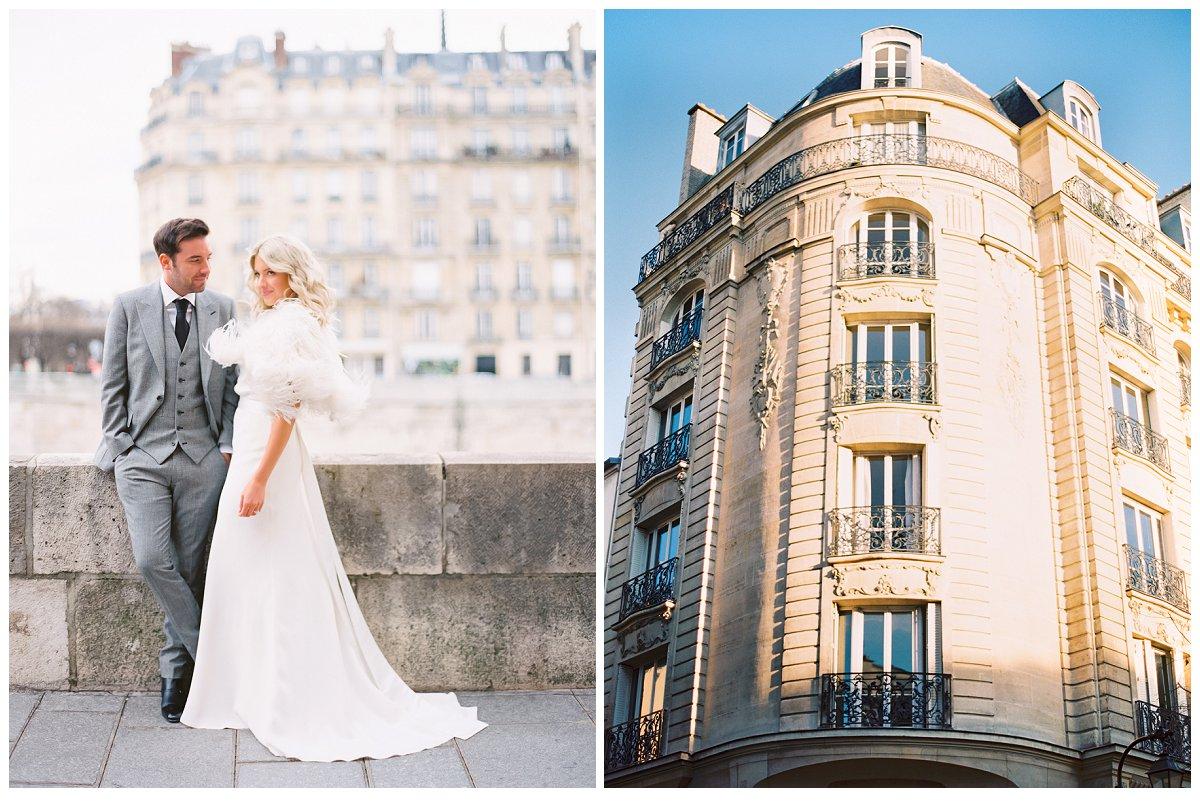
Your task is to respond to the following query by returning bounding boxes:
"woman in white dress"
[181,234,485,761]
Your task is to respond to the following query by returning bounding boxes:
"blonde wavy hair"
[246,234,336,327]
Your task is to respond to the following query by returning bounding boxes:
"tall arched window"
[1099,269,1135,312]
[849,210,932,278]
[1068,99,1094,140]
[873,43,910,88]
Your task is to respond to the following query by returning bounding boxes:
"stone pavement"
[9,688,596,788]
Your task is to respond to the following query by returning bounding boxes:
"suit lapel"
[196,293,220,418]
[134,282,166,382]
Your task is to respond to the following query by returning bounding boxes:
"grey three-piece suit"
[94,282,239,678]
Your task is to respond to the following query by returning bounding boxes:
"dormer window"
[1068,100,1094,140]
[873,43,910,88]
[718,128,745,170]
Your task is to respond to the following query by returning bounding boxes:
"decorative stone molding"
[826,413,848,443]
[1129,598,1190,648]
[924,413,942,439]
[828,560,941,598]
[834,283,934,310]
[646,345,701,404]
[1107,343,1156,382]
[659,250,709,304]
[751,257,789,449]
[616,601,675,658]
[632,472,686,526]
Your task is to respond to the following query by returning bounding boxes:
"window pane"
[891,611,914,674]
[867,326,886,362]
[1124,505,1139,549]
[869,457,885,507]
[1138,512,1155,557]
[892,327,911,364]
[1111,380,1124,414]
[862,613,885,674]
[668,520,681,559]
[840,611,853,673]
[918,324,931,363]
[892,456,911,507]
[1155,651,1176,709]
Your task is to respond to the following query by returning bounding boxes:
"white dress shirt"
[160,279,197,327]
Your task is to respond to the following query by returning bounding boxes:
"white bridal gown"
[181,300,485,761]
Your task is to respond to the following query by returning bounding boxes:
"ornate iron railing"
[820,673,952,729]
[838,241,935,281]
[832,361,936,406]
[829,506,941,557]
[635,425,691,488]
[1111,410,1171,473]
[619,558,679,621]
[1135,700,1191,764]
[638,186,735,282]
[1181,369,1191,409]
[649,309,703,372]
[1098,294,1156,356]
[605,710,666,771]
[1062,177,1190,301]
[740,134,1039,214]
[1125,545,1189,612]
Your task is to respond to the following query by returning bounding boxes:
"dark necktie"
[174,298,190,349]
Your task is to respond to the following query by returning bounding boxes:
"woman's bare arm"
[238,413,295,517]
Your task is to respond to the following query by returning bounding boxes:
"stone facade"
[135,25,595,382]
[9,454,594,693]
[604,27,1190,787]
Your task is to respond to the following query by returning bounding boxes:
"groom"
[95,218,240,722]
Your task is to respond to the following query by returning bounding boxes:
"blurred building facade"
[135,23,595,381]
[605,26,1191,787]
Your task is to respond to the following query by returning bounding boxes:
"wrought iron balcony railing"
[638,186,735,282]
[1111,410,1171,473]
[832,361,936,406]
[820,672,951,729]
[635,425,692,489]
[605,709,666,772]
[1062,177,1191,301]
[1135,699,1191,764]
[619,558,679,622]
[1182,369,1191,409]
[838,241,934,281]
[829,506,941,557]
[1098,294,1156,356]
[740,134,1039,215]
[649,309,703,372]
[1125,545,1189,612]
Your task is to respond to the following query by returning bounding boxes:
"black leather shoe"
[161,676,188,723]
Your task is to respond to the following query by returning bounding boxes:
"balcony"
[604,710,665,772]
[548,236,582,253]
[468,287,498,303]
[348,284,388,302]
[635,425,691,489]
[838,241,934,281]
[1111,410,1171,473]
[510,287,538,302]
[470,239,500,255]
[828,506,941,557]
[649,309,703,373]
[832,361,937,407]
[1098,293,1156,356]
[1062,177,1190,301]
[1125,545,1189,612]
[638,186,734,282]
[618,558,678,622]
[820,672,952,729]
[1135,700,1191,764]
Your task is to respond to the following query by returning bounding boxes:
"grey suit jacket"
[93,282,240,472]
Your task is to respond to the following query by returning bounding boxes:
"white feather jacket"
[205,300,368,423]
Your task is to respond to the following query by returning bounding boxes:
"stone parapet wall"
[10,453,595,692]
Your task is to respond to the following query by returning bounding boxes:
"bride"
[181,234,486,761]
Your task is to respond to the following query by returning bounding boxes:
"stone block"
[10,691,41,743]
[9,709,119,785]
[455,720,595,787]
[10,578,69,689]
[367,745,472,788]
[315,457,443,575]
[101,726,234,787]
[10,458,29,574]
[443,457,594,574]
[236,761,367,788]
[354,574,594,691]
[31,456,134,575]
[72,578,163,690]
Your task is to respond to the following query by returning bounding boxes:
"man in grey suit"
[95,218,240,722]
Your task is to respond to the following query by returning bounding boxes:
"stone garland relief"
[983,247,1025,431]
[1129,598,1190,647]
[646,347,701,405]
[828,562,941,598]
[618,602,675,658]
[750,256,790,450]
[834,283,935,311]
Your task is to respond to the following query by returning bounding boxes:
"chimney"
[678,103,726,203]
[273,31,287,70]
[500,25,507,53]
[567,22,583,81]
[383,28,396,76]
[170,42,205,77]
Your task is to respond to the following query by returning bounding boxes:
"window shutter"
[613,664,633,725]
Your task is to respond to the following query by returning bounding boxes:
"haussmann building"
[604,26,1191,788]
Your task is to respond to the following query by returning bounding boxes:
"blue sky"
[602,8,1191,457]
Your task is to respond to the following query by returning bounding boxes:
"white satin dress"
[181,300,485,761]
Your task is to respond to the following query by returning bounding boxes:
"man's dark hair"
[153,218,210,261]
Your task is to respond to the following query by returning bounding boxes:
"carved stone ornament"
[750,256,789,450]
[659,251,709,303]
[632,495,646,521]
[826,413,848,442]
[646,346,701,405]
[834,283,934,311]
[924,413,942,439]
[828,562,941,598]
[1129,597,1190,643]
[617,601,675,658]
[1108,343,1155,381]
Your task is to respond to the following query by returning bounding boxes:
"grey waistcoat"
[137,305,217,464]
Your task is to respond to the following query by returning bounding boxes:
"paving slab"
[456,720,594,788]
[101,727,234,788]
[9,709,119,786]
[367,744,472,788]
[237,761,367,788]
[456,691,590,724]
[573,689,597,719]
[39,692,125,713]
[10,691,41,743]
[236,729,292,762]
[120,694,189,729]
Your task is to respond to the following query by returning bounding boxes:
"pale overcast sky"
[9,9,595,303]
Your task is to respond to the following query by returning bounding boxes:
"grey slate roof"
[991,79,1046,128]
[786,57,998,118]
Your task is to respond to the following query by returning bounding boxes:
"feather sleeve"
[204,318,245,367]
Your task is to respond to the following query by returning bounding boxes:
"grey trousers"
[113,445,227,679]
